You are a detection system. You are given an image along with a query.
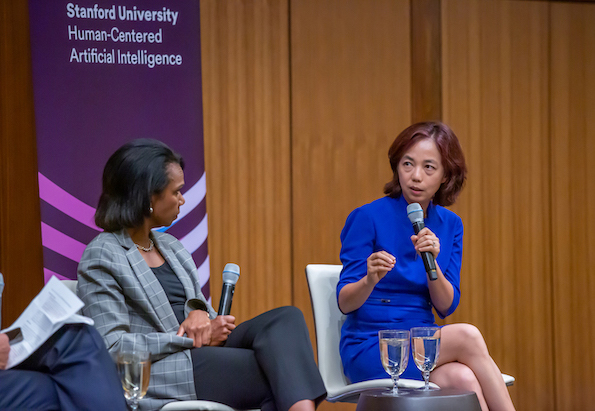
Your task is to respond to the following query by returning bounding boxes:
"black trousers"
[0,324,127,411]
[191,306,326,411]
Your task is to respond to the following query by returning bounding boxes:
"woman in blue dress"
[337,122,515,410]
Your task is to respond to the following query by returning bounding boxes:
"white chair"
[160,401,236,411]
[61,279,78,294]
[59,279,254,411]
[304,264,514,403]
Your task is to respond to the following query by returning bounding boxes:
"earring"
[150,207,154,213]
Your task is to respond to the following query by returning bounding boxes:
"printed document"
[0,276,93,369]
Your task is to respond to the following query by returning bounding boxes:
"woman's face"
[150,163,185,227]
[397,138,446,210]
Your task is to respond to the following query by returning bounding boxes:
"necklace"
[135,238,154,252]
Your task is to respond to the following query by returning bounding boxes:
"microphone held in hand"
[406,203,438,281]
[218,263,240,315]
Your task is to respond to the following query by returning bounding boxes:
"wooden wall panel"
[0,0,44,327]
[442,1,552,409]
[200,0,292,324]
[411,0,442,122]
[550,3,595,410]
[290,1,410,409]
[2,1,593,410]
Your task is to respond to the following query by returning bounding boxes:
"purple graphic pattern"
[29,1,210,299]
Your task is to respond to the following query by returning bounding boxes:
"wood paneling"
[442,1,552,409]
[290,2,410,408]
[289,0,412,333]
[200,0,292,324]
[411,0,442,122]
[0,0,44,327]
[550,3,595,410]
[2,1,595,409]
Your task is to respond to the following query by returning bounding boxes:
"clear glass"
[411,326,441,391]
[378,329,410,395]
[116,350,151,410]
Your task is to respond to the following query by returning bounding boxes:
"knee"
[72,323,106,350]
[273,305,305,323]
[450,365,480,390]
[50,324,103,353]
[456,324,489,358]
[264,306,308,334]
[435,364,481,392]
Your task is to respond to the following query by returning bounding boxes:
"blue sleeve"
[436,217,463,318]
[337,208,375,306]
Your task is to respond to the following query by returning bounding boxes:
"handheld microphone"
[218,263,240,315]
[406,203,438,281]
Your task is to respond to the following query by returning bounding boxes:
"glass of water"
[378,329,410,395]
[411,326,441,390]
[116,350,151,410]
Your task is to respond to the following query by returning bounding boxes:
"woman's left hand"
[177,309,212,347]
[411,227,440,259]
[209,315,236,346]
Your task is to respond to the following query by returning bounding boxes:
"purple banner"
[28,1,210,299]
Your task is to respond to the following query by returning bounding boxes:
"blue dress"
[337,195,463,382]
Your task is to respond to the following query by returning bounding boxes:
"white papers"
[0,276,93,369]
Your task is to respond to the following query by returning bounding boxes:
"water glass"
[411,326,441,390]
[378,329,410,395]
[116,350,151,410]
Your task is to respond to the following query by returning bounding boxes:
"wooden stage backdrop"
[1,1,594,410]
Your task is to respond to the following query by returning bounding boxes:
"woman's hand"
[338,250,395,314]
[411,227,455,313]
[366,251,396,285]
[209,315,236,346]
[177,309,212,347]
[411,227,440,259]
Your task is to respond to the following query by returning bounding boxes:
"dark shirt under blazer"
[77,229,217,411]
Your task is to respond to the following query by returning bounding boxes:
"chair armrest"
[160,400,237,411]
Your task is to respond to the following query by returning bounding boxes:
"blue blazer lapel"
[112,230,180,332]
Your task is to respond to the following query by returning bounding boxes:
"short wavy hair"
[383,122,467,206]
[95,139,184,232]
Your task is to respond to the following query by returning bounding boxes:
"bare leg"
[430,323,515,411]
[431,361,488,410]
[288,399,315,411]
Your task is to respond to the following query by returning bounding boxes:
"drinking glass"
[411,326,441,391]
[378,329,410,395]
[116,350,151,410]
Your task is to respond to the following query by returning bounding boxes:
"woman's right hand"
[209,315,236,346]
[366,251,396,285]
[177,310,212,347]
[338,250,396,313]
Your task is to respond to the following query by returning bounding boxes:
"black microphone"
[406,203,437,281]
[218,263,240,315]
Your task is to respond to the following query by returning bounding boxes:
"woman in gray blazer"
[77,139,326,411]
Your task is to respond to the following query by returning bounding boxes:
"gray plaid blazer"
[77,229,217,411]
